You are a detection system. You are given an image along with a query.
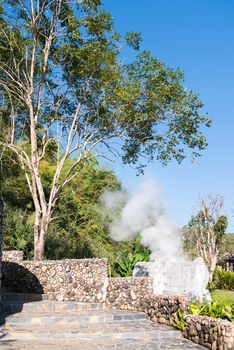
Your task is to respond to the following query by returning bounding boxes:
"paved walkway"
[0,296,207,350]
[0,322,206,350]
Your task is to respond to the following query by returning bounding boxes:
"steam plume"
[101,180,186,262]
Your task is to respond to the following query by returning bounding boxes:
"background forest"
[1,150,234,273]
[0,151,151,275]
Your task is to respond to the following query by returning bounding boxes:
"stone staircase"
[0,292,205,350]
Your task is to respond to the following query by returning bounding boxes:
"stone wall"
[2,250,24,262]
[2,255,108,303]
[140,295,189,325]
[106,277,153,310]
[106,277,234,349]
[106,277,189,325]
[2,250,234,350]
[183,315,234,350]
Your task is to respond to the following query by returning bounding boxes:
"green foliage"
[0,150,32,208]
[171,309,185,331]
[0,0,211,173]
[220,234,234,256]
[184,212,228,260]
[125,31,142,50]
[44,159,122,260]
[0,0,211,258]
[3,206,34,259]
[171,300,234,332]
[214,216,228,246]
[189,302,234,323]
[111,235,150,277]
[210,269,234,291]
[183,195,228,273]
[2,154,139,262]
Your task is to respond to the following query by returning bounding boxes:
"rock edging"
[105,277,189,325]
[183,315,234,350]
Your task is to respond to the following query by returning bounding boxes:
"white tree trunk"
[34,210,51,260]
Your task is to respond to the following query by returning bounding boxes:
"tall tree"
[183,194,228,276]
[0,0,211,259]
[2,155,123,260]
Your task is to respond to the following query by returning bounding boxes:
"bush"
[189,302,234,323]
[210,268,234,291]
[172,302,234,332]
[111,234,150,277]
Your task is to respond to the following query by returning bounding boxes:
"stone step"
[1,322,175,340]
[1,292,57,302]
[1,287,15,293]
[0,339,162,350]
[0,333,190,350]
[1,293,53,302]
[1,310,146,326]
[1,300,104,313]
[2,322,179,341]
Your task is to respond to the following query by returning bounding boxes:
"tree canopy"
[183,194,228,275]
[0,0,211,259]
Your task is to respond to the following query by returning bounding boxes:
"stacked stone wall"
[183,315,234,350]
[106,277,153,310]
[140,295,189,325]
[2,250,24,262]
[2,250,234,350]
[2,254,108,303]
[106,277,189,325]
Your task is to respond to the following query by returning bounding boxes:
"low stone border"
[183,315,234,350]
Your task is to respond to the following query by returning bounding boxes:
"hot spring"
[102,180,211,301]
[133,257,211,302]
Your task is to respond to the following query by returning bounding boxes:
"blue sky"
[102,0,234,231]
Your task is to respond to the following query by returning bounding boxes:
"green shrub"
[111,234,150,277]
[171,302,234,333]
[210,269,234,291]
[189,302,234,323]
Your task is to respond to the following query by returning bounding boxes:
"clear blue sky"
[102,0,234,231]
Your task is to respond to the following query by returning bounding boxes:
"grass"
[211,290,234,306]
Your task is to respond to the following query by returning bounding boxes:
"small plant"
[111,234,150,277]
[189,302,234,323]
[189,303,206,316]
[171,309,185,331]
[113,251,147,277]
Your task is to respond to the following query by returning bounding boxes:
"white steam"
[101,180,211,301]
[101,180,187,262]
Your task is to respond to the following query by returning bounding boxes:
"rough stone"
[2,251,108,303]
[183,316,234,350]
[2,250,24,262]
[2,250,234,350]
